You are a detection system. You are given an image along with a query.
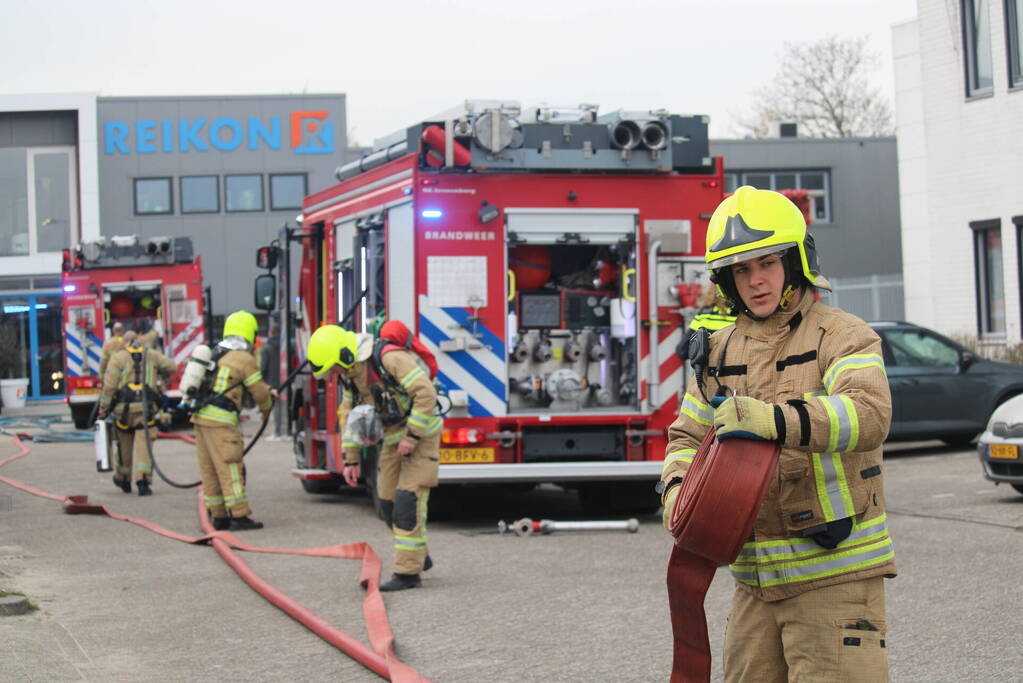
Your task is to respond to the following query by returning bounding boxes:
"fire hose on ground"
[0,433,429,682]
[666,428,780,683]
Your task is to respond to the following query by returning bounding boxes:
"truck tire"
[361,448,389,522]
[578,481,660,515]
[71,403,96,430]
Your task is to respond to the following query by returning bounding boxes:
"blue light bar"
[63,284,76,293]
[421,209,443,219]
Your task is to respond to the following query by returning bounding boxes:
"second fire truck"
[61,235,209,428]
[258,101,724,512]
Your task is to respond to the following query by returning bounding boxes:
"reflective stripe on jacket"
[192,348,272,428]
[663,291,895,601]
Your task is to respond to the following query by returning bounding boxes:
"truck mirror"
[254,274,276,311]
[256,246,278,270]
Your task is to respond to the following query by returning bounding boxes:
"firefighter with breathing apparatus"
[99,323,136,377]
[661,186,895,681]
[189,310,276,531]
[307,323,442,592]
[97,333,177,496]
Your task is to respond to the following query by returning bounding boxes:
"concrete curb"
[0,594,31,616]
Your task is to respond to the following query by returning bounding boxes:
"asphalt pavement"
[2,401,1022,682]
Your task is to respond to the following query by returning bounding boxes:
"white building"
[894,0,1023,348]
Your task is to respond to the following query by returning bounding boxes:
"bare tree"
[734,36,894,138]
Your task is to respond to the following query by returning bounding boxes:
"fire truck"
[258,101,724,512]
[61,235,209,428]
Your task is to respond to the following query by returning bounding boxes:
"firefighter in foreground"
[191,310,275,531]
[661,186,895,681]
[97,334,177,495]
[98,322,136,377]
[307,324,441,591]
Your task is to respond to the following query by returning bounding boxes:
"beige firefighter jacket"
[99,335,129,377]
[191,348,273,428]
[99,345,177,420]
[662,290,896,601]
[338,348,440,465]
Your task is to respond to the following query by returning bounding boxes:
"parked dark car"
[869,321,1023,445]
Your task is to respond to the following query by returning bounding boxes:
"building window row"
[133,173,307,216]
[723,170,832,223]
[962,0,1023,96]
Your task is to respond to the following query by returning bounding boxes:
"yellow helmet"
[705,186,829,314]
[307,325,358,379]
[223,310,259,344]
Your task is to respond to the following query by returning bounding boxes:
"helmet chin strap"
[715,248,804,322]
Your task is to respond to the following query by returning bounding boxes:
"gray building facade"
[97,94,349,316]
[712,136,904,320]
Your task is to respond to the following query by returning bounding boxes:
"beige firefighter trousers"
[113,412,157,484]
[194,423,251,519]
[376,430,440,575]
[723,576,888,683]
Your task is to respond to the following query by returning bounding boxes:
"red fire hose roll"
[666,429,780,683]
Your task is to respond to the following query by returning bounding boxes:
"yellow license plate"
[440,447,495,464]
[74,387,101,395]
[989,444,1019,459]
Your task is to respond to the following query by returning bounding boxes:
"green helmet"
[307,325,358,379]
[223,310,259,345]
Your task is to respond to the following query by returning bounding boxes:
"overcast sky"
[1,0,917,146]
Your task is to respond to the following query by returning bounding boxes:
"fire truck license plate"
[75,388,101,395]
[989,444,1019,459]
[440,448,495,464]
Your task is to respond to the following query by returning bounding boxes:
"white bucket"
[0,378,30,409]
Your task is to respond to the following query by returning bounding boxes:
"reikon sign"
[103,110,335,155]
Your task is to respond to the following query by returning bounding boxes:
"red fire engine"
[61,235,209,428]
[259,102,724,512]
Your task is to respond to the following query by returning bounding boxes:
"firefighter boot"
[212,517,231,531]
[424,555,433,572]
[113,476,131,494]
[231,516,264,531]
[136,480,152,496]
[380,572,421,592]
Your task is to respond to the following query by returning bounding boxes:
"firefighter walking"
[97,337,177,495]
[661,186,895,682]
[98,322,136,377]
[307,324,442,591]
[191,310,275,531]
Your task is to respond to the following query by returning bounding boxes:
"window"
[225,174,263,212]
[723,173,739,193]
[1016,216,1023,331]
[0,147,78,255]
[134,178,173,215]
[963,0,994,96]
[971,219,1005,336]
[730,170,832,223]
[180,175,219,214]
[882,330,960,367]
[269,173,307,211]
[1007,0,1023,88]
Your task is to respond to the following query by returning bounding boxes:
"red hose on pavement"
[0,435,428,682]
[666,430,780,683]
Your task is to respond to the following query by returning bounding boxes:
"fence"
[819,273,904,322]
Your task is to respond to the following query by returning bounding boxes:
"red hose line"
[1,435,428,682]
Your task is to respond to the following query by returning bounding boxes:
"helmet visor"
[707,242,796,272]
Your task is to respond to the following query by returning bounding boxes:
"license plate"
[74,387,101,395]
[989,443,1019,459]
[440,447,495,464]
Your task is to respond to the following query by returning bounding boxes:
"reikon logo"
[103,111,336,155]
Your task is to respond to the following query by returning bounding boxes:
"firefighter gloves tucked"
[713,395,781,442]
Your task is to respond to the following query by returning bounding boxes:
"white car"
[978,393,1023,496]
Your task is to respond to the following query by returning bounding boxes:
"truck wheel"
[293,429,340,494]
[361,448,389,522]
[71,403,96,430]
